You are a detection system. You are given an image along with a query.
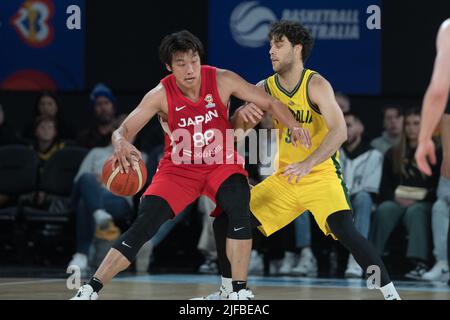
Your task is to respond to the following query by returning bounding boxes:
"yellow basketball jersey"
[265,68,339,173]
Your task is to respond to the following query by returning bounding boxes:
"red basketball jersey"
[159,65,239,165]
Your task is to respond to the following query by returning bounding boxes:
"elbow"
[426,83,448,104]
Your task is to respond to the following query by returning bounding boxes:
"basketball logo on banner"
[230,1,277,48]
[11,0,55,48]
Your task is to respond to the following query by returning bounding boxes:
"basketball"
[102,155,147,196]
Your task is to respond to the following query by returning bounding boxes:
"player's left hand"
[415,139,436,176]
[281,160,314,183]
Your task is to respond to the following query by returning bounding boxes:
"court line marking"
[114,274,450,293]
[0,279,63,287]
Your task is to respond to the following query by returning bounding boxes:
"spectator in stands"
[69,119,137,273]
[371,105,404,154]
[371,108,440,280]
[77,83,117,149]
[29,115,65,208]
[335,92,351,113]
[0,103,21,146]
[340,112,383,278]
[23,92,75,141]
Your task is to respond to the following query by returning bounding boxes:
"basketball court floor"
[1,274,449,300]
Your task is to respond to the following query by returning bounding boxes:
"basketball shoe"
[228,288,255,300]
[190,284,230,300]
[71,284,98,300]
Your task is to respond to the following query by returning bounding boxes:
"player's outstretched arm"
[230,80,266,132]
[112,84,165,173]
[416,19,450,175]
[303,74,347,167]
[220,69,310,148]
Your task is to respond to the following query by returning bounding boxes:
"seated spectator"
[22,92,75,141]
[28,115,65,208]
[371,108,441,280]
[77,83,117,149]
[340,112,383,278]
[371,105,404,154]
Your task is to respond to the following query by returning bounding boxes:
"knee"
[327,210,355,239]
[112,196,173,261]
[432,199,449,218]
[404,205,430,222]
[77,173,98,187]
[353,191,372,204]
[374,201,397,221]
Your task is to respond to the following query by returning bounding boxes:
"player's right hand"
[237,103,264,124]
[112,139,142,174]
[291,126,311,149]
[415,139,436,176]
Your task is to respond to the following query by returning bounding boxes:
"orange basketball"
[102,155,147,196]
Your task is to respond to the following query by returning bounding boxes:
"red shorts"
[143,159,248,216]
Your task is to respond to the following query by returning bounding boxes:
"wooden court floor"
[0,274,449,300]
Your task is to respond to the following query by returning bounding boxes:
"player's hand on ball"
[281,160,314,184]
[112,139,142,174]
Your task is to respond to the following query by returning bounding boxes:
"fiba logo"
[230,1,277,48]
[11,0,54,48]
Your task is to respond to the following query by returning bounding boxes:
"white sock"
[380,282,401,300]
[221,277,233,293]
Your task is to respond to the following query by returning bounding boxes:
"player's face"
[169,50,201,88]
[269,36,297,74]
[404,114,421,142]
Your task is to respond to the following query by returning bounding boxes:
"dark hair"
[158,30,204,66]
[382,104,404,117]
[343,111,361,123]
[268,21,314,62]
[33,115,58,132]
[392,107,421,176]
[34,91,60,114]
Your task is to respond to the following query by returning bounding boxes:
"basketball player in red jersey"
[71,30,310,300]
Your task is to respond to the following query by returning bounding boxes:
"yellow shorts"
[250,168,351,239]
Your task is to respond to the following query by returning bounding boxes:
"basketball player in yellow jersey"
[195,21,401,300]
[415,19,450,285]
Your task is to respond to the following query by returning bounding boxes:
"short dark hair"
[343,111,362,123]
[33,115,57,132]
[382,104,404,117]
[268,21,314,62]
[158,30,204,66]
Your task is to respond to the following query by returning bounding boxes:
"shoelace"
[76,287,85,297]
[76,283,89,297]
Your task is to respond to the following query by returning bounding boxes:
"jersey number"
[285,128,292,144]
[193,129,215,147]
